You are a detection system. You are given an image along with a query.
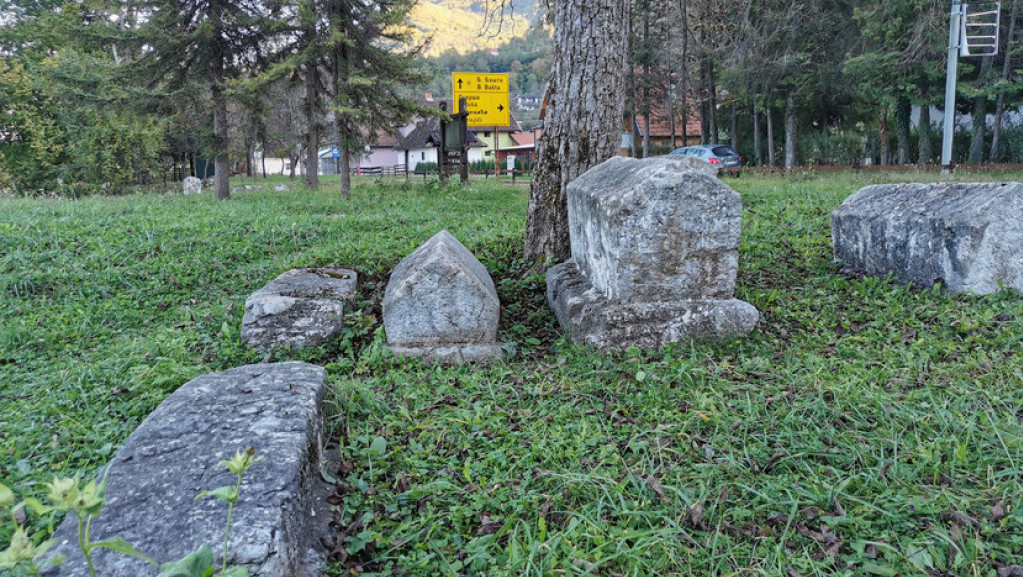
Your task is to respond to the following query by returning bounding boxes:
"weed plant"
[1,170,1021,576]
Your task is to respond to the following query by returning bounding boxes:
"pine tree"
[132,0,286,199]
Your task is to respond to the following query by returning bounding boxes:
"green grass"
[2,170,1022,576]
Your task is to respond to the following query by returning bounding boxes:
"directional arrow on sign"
[457,79,463,89]
[497,104,504,112]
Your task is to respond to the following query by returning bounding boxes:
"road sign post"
[453,73,510,180]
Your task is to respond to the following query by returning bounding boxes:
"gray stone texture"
[183,176,202,195]
[241,268,357,351]
[382,230,504,363]
[548,156,758,349]
[832,182,1023,295]
[45,362,331,577]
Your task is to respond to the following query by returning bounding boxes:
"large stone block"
[182,176,202,195]
[548,156,758,349]
[383,230,504,363]
[832,182,1023,294]
[568,156,742,302]
[45,362,331,577]
[241,268,357,351]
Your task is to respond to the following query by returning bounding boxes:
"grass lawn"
[1,170,1021,576]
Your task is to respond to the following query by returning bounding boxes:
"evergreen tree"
[132,0,287,199]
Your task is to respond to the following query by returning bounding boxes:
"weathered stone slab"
[548,156,758,349]
[183,176,202,195]
[241,268,357,351]
[45,362,330,577]
[832,182,1023,294]
[382,230,504,363]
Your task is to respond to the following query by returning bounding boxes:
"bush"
[798,129,864,166]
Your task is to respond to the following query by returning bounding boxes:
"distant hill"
[411,0,540,57]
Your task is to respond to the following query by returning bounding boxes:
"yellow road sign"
[453,72,510,127]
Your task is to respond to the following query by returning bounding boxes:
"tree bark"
[340,148,351,199]
[766,106,775,167]
[524,0,628,264]
[211,69,230,199]
[708,59,718,144]
[784,93,796,169]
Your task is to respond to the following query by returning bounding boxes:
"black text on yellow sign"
[453,72,510,128]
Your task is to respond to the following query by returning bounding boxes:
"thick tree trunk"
[766,106,775,167]
[918,104,933,164]
[895,96,911,165]
[667,82,677,149]
[524,0,628,264]
[784,94,796,169]
[969,56,994,164]
[303,63,320,190]
[991,0,1019,162]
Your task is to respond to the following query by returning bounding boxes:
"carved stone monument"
[383,230,505,364]
[547,156,759,349]
[241,268,357,351]
[183,176,202,195]
[832,181,1023,295]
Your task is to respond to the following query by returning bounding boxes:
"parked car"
[669,145,743,172]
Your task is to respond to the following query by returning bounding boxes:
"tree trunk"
[968,56,994,164]
[766,106,775,167]
[667,80,677,149]
[990,0,1019,162]
[303,62,320,190]
[730,105,738,150]
[211,78,230,200]
[708,60,717,144]
[895,96,911,165]
[524,0,628,264]
[918,104,933,164]
[784,93,796,169]
[753,104,762,166]
[879,105,889,166]
[340,148,352,199]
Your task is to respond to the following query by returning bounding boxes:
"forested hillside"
[411,0,539,56]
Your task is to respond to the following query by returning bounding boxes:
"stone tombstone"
[183,176,202,195]
[832,181,1023,295]
[382,230,505,364]
[547,156,758,349]
[241,268,358,351]
[45,362,331,577]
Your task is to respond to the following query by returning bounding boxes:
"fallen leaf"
[786,567,804,577]
[991,500,1006,523]
[477,513,503,535]
[646,475,668,502]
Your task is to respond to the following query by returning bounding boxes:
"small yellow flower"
[0,483,14,509]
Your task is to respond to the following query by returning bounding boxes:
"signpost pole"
[439,102,449,185]
[494,126,500,180]
[941,0,964,172]
[459,97,469,184]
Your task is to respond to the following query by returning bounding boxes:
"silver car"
[669,145,743,170]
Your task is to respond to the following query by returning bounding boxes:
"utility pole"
[942,0,964,172]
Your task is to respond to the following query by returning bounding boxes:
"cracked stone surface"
[382,230,505,363]
[548,156,758,349]
[44,362,331,577]
[832,182,1023,295]
[241,268,357,351]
